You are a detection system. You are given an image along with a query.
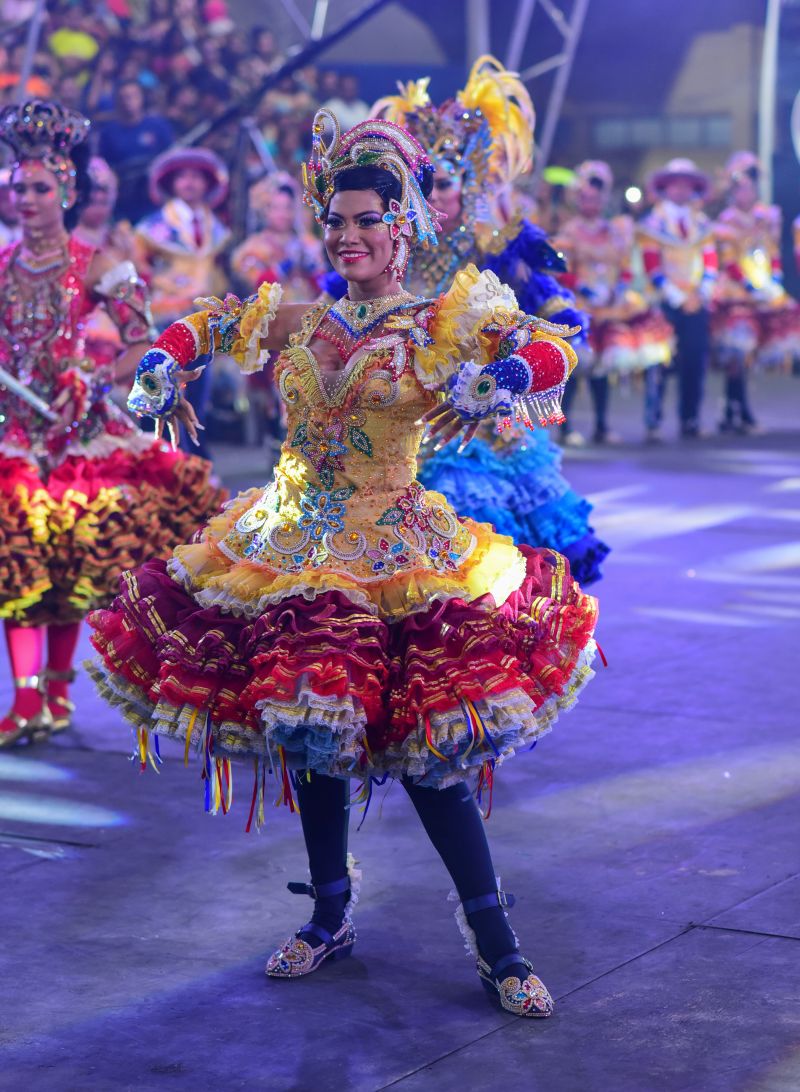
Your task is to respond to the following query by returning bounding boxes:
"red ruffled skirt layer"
[88,546,598,800]
[711,299,800,369]
[587,309,673,374]
[0,446,226,625]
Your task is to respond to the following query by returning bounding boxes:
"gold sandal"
[44,668,77,733]
[0,675,53,749]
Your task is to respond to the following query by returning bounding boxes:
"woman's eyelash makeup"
[326,215,383,229]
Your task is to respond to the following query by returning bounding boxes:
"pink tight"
[1,620,81,733]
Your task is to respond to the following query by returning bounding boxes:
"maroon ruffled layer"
[89,546,598,765]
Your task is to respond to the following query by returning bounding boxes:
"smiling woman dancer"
[88,113,599,1018]
[0,100,224,749]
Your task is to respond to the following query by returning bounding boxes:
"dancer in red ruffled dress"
[712,151,800,432]
[88,113,599,1018]
[0,101,225,747]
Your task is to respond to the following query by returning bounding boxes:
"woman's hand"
[155,366,206,449]
[419,403,480,452]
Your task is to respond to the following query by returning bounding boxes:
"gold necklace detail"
[331,290,415,334]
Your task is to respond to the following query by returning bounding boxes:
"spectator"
[47,4,100,81]
[318,69,340,101]
[0,41,53,102]
[269,116,307,174]
[322,73,369,130]
[253,27,282,71]
[202,0,234,38]
[223,28,253,71]
[97,79,174,223]
[165,84,202,137]
[134,147,231,456]
[57,74,84,111]
[231,172,324,300]
[194,34,228,86]
[83,46,119,121]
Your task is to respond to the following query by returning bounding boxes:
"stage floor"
[1,372,799,1091]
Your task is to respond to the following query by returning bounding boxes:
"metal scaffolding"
[500,0,591,183]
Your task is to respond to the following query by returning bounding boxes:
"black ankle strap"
[490,952,526,980]
[462,889,516,916]
[298,921,335,947]
[287,876,350,900]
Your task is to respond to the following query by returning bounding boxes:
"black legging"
[294,773,520,968]
[561,369,610,437]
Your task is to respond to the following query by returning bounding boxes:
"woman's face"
[10,162,67,235]
[576,181,605,218]
[732,177,758,211]
[265,190,294,233]
[80,180,116,228]
[431,174,462,228]
[324,189,394,284]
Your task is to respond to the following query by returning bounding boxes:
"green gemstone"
[356,304,368,320]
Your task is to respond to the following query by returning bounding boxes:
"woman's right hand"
[156,366,206,449]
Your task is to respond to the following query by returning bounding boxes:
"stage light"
[0,792,126,827]
[625,185,643,204]
[0,755,71,783]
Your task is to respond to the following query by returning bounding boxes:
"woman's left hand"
[419,403,480,452]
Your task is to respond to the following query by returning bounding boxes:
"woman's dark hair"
[64,140,92,231]
[328,164,433,214]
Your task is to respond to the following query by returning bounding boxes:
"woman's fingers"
[418,403,452,426]
[433,421,463,451]
[457,421,479,452]
[176,401,200,446]
[175,365,206,385]
[426,409,462,438]
[167,418,179,451]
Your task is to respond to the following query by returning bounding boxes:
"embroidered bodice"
[0,237,139,462]
[637,200,715,292]
[714,204,782,293]
[133,265,578,612]
[218,296,476,581]
[555,215,633,308]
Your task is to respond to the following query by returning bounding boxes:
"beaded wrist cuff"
[127,348,180,418]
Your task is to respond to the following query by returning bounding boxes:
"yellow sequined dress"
[89,266,599,820]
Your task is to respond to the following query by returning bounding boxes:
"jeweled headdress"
[0,100,90,190]
[372,55,535,222]
[302,110,441,275]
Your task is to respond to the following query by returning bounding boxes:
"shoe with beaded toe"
[265,872,357,979]
[456,889,555,1019]
[477,952,554,1017]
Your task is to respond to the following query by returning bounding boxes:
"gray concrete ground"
[1,371,799,1092]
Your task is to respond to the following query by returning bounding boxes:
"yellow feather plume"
[459,55,535,183]
[371,78,432,127]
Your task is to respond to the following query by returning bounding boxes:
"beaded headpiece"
[372,56,535,225]
[725,151,760,187]
[573,160,613,195]
[302,110,441,277]
[0,100,90,193]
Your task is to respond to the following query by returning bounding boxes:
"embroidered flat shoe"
[265,917,356,978]
[477,952,554,1018]
[265,871,358,979]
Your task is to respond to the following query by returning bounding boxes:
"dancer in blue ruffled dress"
[373,58,609,583]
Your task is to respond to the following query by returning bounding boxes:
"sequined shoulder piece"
[289,299,330,347]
